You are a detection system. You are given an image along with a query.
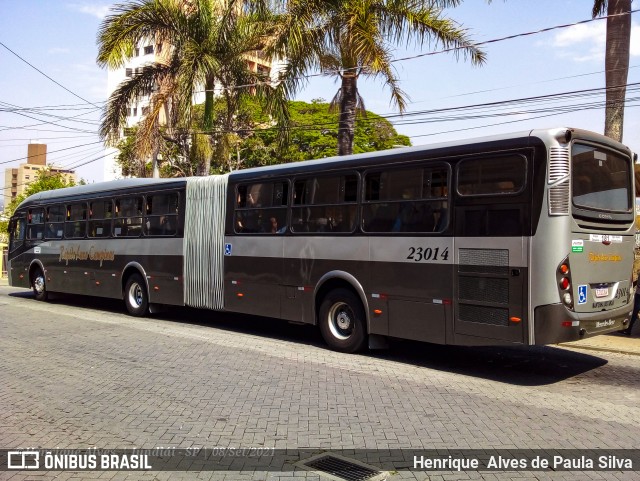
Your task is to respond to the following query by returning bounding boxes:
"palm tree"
[592,0,632,142]
[97,0,288,176]
[265,0,485,156]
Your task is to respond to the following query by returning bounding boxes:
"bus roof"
[14,127,631,210]
[228,127,632,181]
[16,178,185,209]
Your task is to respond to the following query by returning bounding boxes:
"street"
[0,284,639,481]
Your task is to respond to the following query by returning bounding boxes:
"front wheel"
[318,288,367,353]
[32,267,48,302]
[124,274,149,316]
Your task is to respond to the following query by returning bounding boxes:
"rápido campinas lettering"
[588,252,622,262]
[59,245,115,266]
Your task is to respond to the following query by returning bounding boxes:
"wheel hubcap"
[328,302,354,340]
[129,283,143,308]
[34,276,45,294]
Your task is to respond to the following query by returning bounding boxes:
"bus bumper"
[533,303,632,345]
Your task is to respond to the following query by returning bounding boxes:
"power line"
[0,40,102,109]
[0,140,105,166]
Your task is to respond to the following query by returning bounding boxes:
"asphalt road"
[0,285,639,481]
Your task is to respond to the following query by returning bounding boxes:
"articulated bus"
[7,128,637,352]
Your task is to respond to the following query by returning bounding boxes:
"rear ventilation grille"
[459,304,509,326]
[297,454,387,481]
[548,146,570,215]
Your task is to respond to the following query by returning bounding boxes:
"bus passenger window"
[9,215,26,252]
[144,193,178,236]
[457,155,526,196]
[362,165,449,233]
[114,197,143,237]
[89,200,113,238]
[27,208,45,240]
[64,203,87,238]
[291,174,358,234]
[235,182,288,234]
[45,205,65,239]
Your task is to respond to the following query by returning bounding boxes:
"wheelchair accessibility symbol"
[224,243,232,256]
[578,285,588,305]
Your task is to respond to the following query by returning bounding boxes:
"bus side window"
[455,154,527,236]
[114,197,143,237]
[362,165,449,233]
[89,200,113,238]
[64,202,87,239]
[46,205,65,239]
[27,207,45,240]
[291,174,358,234]
[144,192,178,236]
[9,215,26,252]
[235,182,288,234]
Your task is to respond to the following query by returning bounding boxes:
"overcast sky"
[0,0,638,185]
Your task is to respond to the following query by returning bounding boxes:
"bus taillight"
[557,257,573,309]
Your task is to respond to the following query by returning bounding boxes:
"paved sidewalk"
[558,331,640,356]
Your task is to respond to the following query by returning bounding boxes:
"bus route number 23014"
[407,246,449,262]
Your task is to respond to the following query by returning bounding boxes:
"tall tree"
[592,0,632,142]
[97,0,288,176]
[265,0,485,156]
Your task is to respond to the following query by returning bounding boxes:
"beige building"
[3,144,77,209]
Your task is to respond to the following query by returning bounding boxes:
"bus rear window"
[572,144,631,212]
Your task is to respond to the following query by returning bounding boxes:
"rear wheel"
[318,288,367,353]
[32,267,48,302]
[124,274,149,316]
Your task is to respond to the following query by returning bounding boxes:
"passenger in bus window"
[268,216,286,234]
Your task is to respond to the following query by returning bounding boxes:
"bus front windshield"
[572,143,631,213]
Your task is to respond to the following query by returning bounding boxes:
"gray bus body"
[7,128,636,351]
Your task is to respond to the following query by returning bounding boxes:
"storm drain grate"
[297,453,387,481]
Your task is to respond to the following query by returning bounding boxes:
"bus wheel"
[32,267,48,302]
[124,274,149,316]
[319,288,367,353]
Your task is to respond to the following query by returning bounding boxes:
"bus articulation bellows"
[7,128,637,352]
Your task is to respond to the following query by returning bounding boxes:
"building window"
[125,68,132,77]
[135,48,140,56]
[144,45,154,55]
[141,106,149,115]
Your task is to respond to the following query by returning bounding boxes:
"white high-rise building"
[103,37,275,180]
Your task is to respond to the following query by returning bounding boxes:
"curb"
[557,344,640,357]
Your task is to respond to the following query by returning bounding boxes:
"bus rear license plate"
[595,288,609,298]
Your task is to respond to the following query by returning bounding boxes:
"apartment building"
[3,144,77,208]
[103,37,275,180]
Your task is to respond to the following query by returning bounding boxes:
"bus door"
[452,154,530,344]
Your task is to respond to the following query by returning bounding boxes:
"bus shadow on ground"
[17,291,609,387]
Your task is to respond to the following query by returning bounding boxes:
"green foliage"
[112,98,410,177]
[239,99,411,168]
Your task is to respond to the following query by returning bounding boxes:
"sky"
[0,0,639,193]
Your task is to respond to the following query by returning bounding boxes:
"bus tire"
[32,267,48,302]
[124,273,149,316]
[318,288,367,353]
